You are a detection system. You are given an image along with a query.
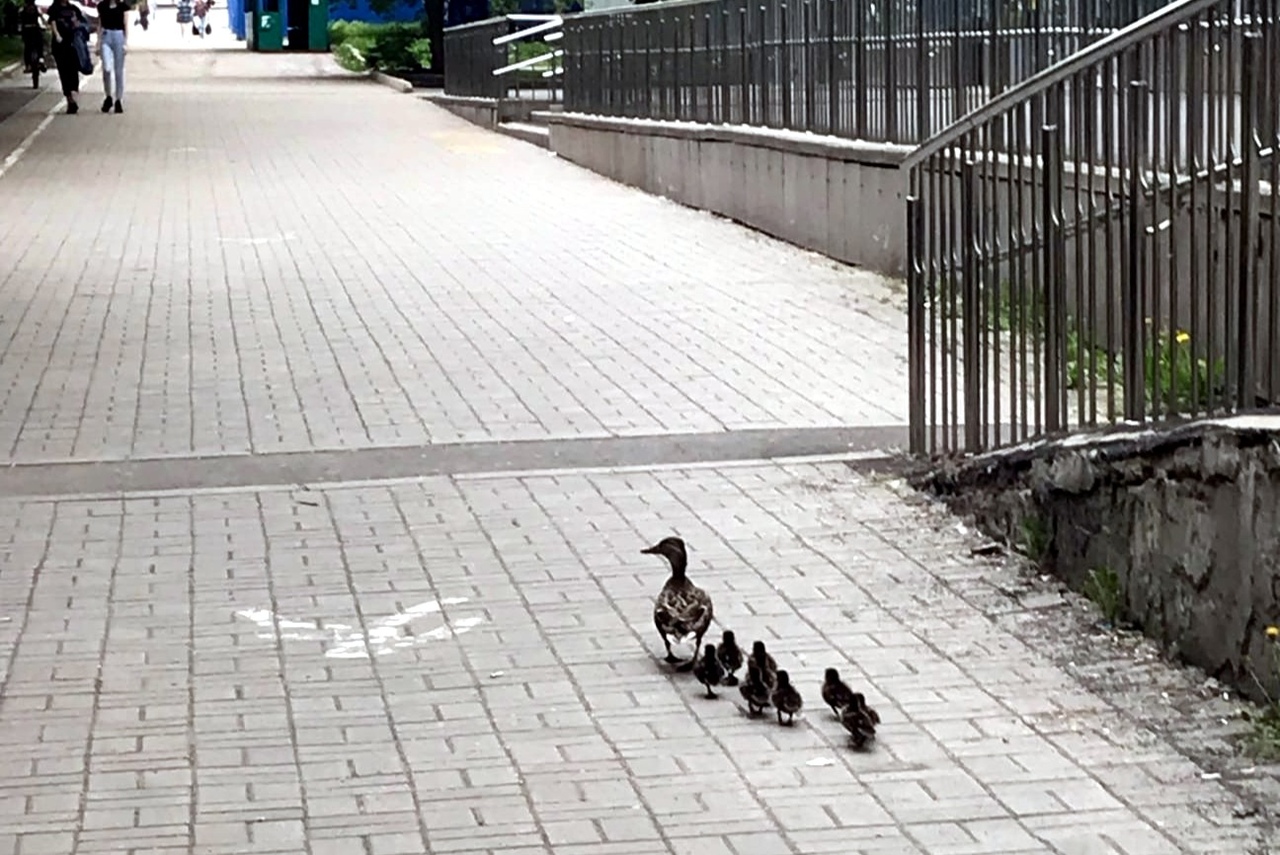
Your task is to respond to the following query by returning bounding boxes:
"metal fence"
[443,15,566,102]
[904,0,1279,454]
[444,18,509,98]
[562,0,1168,144]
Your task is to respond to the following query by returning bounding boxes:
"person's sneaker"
[114,101,123,114]
[67,101,79,114]
[101,97,113,113]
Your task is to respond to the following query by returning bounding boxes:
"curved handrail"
[901,0,1222,169]
[569,0,721,22]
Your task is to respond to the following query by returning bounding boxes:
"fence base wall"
[545,113,912,277]
[427,94,501,128]
[918,415,1280,704]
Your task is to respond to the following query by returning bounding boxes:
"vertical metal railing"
[904,0,1279,455]
[443,15,565,103]
[560,0,1168,145]
[443,18,509,98]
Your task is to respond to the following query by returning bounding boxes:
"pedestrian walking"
[47,0,90,114]
[193,0,208,37]
[19,0,47,75]
[176,0,193,35]
[137,0,151,30]
[96,0,129,113]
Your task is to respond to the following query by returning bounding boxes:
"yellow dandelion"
[1175,331,1191,345]
[1267,625,1279,641]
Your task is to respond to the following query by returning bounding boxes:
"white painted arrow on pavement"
[235,597,485,659]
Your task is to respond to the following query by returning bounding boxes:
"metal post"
[1237,31,1261,408]
[1042,119,1066,433]
[961,158,983,451]
[1123,69,1149,421]
[907,192,927,453]
[826,0,837,134]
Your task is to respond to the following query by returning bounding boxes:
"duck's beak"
[640,545,659,555]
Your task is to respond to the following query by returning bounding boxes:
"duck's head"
[776,669,792,687]
[824,667,840,683]
[849,692,866,707]
[641,536,687,573]
[751,640,768,659]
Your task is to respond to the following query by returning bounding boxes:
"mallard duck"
[840,693,881,750]
[748,640,777,689]
[739,661,772,716]
[821,667,856,718]
[643,536,714,671]
[717,630,743,686]
[692,643,725,698]
[771,669,803,725]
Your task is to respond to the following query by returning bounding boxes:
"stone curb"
[370,70,412,93]
[0,60,21,80]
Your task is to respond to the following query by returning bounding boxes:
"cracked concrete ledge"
[875,476,1280,842]
[914,413,1280,705]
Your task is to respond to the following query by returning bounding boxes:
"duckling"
[821,667,856,719]
[771,669,803,725]
[739,662,772,716]
[693,643,725,698]
[748,640,778,689]
[717,630,743,686]
[643,537,714,672]
[840,693,881,750]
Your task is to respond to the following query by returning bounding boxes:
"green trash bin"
[253,0,283,51]
[307,0,329,51]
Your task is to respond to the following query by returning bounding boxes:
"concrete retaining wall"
[918,414,1280,703]
[544,113,912,277]
[427,94,500,128]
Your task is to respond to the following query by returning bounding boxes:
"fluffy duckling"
[717,630,743,686]
[739,662,772,716]
[693,643,725,698]
[748,640,778,689]
[821,668,856,719]
[643,537,714,671]
[771,669,803,725]
[840,693,882,750]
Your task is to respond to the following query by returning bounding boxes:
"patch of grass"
[1246,625,1280,759]
[0,36,22,69]
[1143,327,1225,414]
[1081,566,1123,626]
[1018,514,1049,563]
[333,41,368,72]
[329,20,429,74]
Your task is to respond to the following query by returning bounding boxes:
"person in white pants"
[96,0,128,113]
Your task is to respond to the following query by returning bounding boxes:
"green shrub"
[333,41,370,72]
[329,20,431,73]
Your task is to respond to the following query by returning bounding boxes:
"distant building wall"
[330,0,422,22]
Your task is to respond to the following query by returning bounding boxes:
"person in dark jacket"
[19,0,47,75]
[47,0,88,113]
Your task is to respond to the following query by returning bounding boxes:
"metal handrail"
[902,0,1221,168]
[493,15,561,46]
[495,50,565,76]
[491,15,563,78]
[568,0,718,21]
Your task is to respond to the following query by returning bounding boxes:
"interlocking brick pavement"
[0,50,906,465]
[0,464,1273,855]
[0,44,1276,855]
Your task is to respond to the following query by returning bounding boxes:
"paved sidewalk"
[0,465,1274,855]
[0,51,906,465]
[0,49,1275,855]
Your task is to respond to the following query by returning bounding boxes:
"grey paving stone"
[0,54,906,467]
[0,463,1274,853]
[0,38,1276,855]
